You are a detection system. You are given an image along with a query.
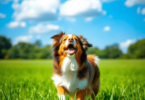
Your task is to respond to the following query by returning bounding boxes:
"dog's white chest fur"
[52,56,87,93]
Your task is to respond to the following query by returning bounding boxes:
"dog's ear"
[78,35,92,51]
[51,31,65,39]
[51,32,65,47]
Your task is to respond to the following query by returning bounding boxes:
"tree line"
[0,35,145,59]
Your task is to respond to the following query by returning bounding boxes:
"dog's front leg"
[56,86,66,100]
[76,88,91,100]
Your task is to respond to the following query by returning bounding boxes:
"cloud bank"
[29,24,60,34]
[14,35,32,45]
[120,39,136,49]
[9,0,106,24]
[12,0,59,22]
[7,21,26,28]
[120,39,136,53]
[101,0,116,3]
[125,0,145,7]
[60,0,106,19]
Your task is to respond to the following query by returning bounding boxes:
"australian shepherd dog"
[51,32,100,100]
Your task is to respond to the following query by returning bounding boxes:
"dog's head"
[51,32,93,71]
[51,32,83,57]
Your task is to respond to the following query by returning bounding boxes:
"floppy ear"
[51,31,65,39]
[78,35,92,51]
[51,32,65,47]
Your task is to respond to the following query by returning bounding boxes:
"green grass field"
[0,59,145,100]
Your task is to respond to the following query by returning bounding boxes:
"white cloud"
[120,39,136,53]
[85,17,93,22]
[60,0,106,18]
[103,26,110,31]
[29,24,60,34]
[0,13,6,18]
[137,7,141,14]
[125,0,145,7]
[14,35,33,45]
[7,21,26,28]
[101,0,116,2]
[142,8,145,15]
[12,0,59,22]
[120,39,136,49]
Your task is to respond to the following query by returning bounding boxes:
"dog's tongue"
[65,44,76,55]
[68,48,75,53]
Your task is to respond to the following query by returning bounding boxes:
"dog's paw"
[58,94,66,100]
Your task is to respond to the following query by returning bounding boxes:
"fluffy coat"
[51,32,100,100]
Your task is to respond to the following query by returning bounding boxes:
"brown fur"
[51,32,100,100]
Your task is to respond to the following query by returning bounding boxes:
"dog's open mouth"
[65,44,76,55]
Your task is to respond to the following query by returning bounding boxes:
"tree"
[104,44,123,58]
[34,40,42,48]
[87,47,99,55]
[128,39,145,58]
[8,46,20,59]
[34,45,52,59]
[42,45,52,59]
[7,42,52,59]
[0,36,12,59]
[8,42,35,59]
[87,44,123,59]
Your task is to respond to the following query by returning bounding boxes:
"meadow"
[0,59,145,100]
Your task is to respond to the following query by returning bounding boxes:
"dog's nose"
[68,38,73,42]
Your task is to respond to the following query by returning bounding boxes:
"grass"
[0,59,145,100]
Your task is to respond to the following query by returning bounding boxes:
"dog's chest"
[52,56,87,93]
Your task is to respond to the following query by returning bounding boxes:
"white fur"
[62,55,78,72]
[51,75,62,86]
[94,56,100,65]
[68,34,72,38]
[58,95,66,100]
[52,56,87,94]
[65,34,76,47]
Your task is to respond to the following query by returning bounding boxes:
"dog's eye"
[75,39,78,41]
[64,39,66,41]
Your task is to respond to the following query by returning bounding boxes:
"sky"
[0,0,145,53]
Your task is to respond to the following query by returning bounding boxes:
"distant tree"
[104,44,123,58]
[87,47,107,58]
[8,46,20,59]
[96,50,107,58]
[43,45,52,59]
[87,44,122,59]
[0,36,12,59]
[8,42,52,59]
[128,39,145,58]
[34,40,42,48]
[8,42,35,59]
[87,47,99,55]
[35,45,52,59]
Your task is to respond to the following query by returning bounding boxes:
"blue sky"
[0,0,145,53]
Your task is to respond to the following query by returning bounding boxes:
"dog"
[51,32,100,100]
